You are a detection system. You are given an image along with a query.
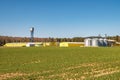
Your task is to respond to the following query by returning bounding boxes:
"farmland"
[0,47,120,80]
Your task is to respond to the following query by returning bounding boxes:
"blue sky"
[0,0,120,38]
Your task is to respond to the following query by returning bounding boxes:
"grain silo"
[92,38,99,47]
[84,38,92,47]
[103,39,107,46]
[98,38,103,46]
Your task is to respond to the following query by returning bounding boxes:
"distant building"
[4,43,26,47]
[26,43,35,47]
[84,36,108,47]
[60,42,84,47]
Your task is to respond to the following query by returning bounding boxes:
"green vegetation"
[0,47,120,80]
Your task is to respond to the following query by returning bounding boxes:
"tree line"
[0,36,84,46]
[0,35,120,46]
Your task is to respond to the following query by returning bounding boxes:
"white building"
[84,36,108,47]
[26,43,35,47]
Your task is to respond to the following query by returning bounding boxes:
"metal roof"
[85,36,104,39]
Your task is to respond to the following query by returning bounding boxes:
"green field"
[0,47,120,80]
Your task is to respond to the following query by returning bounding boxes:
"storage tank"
[98,38,104,46]
[103,39,108,46]
[84,38,92,47]
[92,38,99,47]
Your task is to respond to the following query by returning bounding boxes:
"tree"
[116,35,119,42]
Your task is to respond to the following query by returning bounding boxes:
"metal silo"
[92,38,99,47]
[103,39,108,46]
[84,38,92,47]
[99,38,104,46]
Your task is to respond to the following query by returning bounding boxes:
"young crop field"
[0,47,120,80]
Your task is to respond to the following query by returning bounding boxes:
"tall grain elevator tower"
[30,27,34,42]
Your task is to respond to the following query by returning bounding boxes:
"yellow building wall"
[68,43,84,47]
[60,42,84,47]
[43,42,50,47]
[60,42,69,47]
[4,43,26,47]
